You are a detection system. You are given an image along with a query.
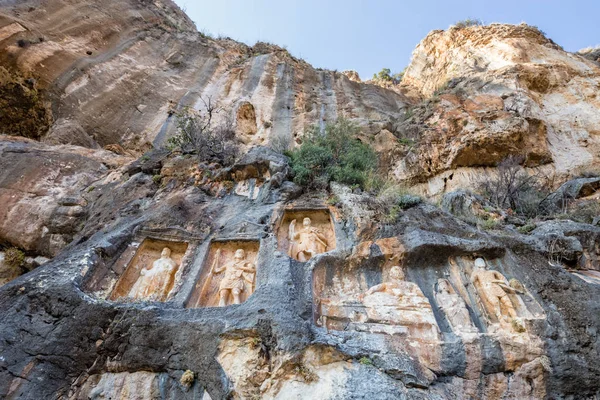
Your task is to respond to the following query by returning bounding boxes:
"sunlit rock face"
[0,1,599,399]
[396,24,600,194]
[0,0,408,155]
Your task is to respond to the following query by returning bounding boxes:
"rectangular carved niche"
[186,240,260,308]
[108,238,190,302]
[313,258,440,341]
[277,209,336,262]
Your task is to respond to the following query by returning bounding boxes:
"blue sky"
[174,0,598,79]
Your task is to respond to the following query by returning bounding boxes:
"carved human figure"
[435,278,477,333]
[362,266,420,298]
[470,258,518,324]
[128,247,178,301]
[288,217,328,262]
[211,249,256,306]
[359,265,440,341]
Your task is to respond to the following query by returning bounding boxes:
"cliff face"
[0,0,407,153]
[0,2,599,400]
[397,24,600,194]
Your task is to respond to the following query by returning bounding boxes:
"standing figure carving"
[470,258,518,324]
[288,217,328,262]
[128,247,178,301]
[435,278,477,334]
[211,249,256,306]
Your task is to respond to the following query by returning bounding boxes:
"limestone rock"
[0,0,408,154]
[0,3,599,400]
[396,23,600,193]
[42,118,100,149]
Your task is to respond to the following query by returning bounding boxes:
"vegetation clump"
[478,156,600,226]
[477,156,549,219]
[4,247,25,269]
[372,68,405,84]
[365,180,423,223]
[0,67,52,139]
[454,18,483,28]
[166,97,238,166]
[358,357,373,366]
[287,119,377,190]
[180,370,195,387]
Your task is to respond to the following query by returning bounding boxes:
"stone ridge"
[0,2,599,399]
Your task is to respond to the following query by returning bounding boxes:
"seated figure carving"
[340,265,440,340]
[435,278,478,334]
[288,217,328,262]
[363,266,421,298]
[128,247,178,301]
[211,249,256,306]
[470,258,522,330]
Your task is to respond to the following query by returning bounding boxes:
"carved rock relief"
[82,237,190,301]
[277,209,336,262]
[314,263,440,340]
[187,240,259,308]
[313,241,441,374]
[444,256,545,335]
[440,256,547,377]
[108,238,189,302]
[434,278,478,335]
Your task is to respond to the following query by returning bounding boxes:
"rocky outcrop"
[0,136,131,257]
[0,0,408,155]
[395,24,600,194]
[0,2,599,400]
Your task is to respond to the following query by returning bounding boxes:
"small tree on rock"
[166,97,238,166]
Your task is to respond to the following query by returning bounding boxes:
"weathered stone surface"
[395,23,600,194]
[0,2,599,399]
[42,118,99,149]
[540,176,600,213]
[0,0,408,156]
[0,136,130,257]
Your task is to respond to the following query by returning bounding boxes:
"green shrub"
[517,223,536,234]
[4,247,25,269]
[480,217,499,230]
[373,183,423,223]
[373,67,405,84]
[397,194,423,209]
[288,119,377,190]
[373,68,392,81]
[327,195,340,206]
[397,137,414,146]
[454,18,483,28]
[359,357,373,366]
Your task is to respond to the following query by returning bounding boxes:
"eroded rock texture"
[397,24,600,194]
[0,1,599,399]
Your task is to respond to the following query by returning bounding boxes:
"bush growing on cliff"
[372,68,405,84]
[288,119,377,190]
[4,247,25,269]
[477,156,549,218]
[454,18,483,28]
[166,98,238,165]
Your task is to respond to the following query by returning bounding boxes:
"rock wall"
[0,1,599,399]
[0,0,407,154]
[397,24,600,194]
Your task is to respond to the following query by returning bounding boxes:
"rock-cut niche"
[277,209,336,262]
[89,238,190,302]
[236,101,257,136]
[313,260,439,341]
[186,240,260,308]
